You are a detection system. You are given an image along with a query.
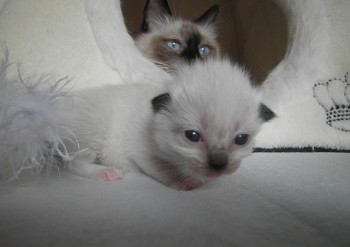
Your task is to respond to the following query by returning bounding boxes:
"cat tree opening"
[122,0,288,84]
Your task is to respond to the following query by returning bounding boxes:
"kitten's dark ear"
[195,5,219,24]
[258,104,276,122]
[152,93,171,112]
[141,0,173,32]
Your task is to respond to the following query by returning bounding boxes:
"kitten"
[57,58,275,190]
[135,0,220,72]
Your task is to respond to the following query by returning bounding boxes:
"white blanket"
[1,153,350,247]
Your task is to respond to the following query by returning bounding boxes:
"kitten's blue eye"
[198,45,210,56]
[167,40,181,51]
[185,130,202,142]
[234,134,249,145]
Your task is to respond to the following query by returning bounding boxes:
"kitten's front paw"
[97,167,123,181]
[175,178,204,191]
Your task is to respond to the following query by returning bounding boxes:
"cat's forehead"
[169,98,260,144]
[156,19,217,40]
[168,59,261,129]
[170,84,259,133]
[179,22,204,38]
[172,59,254,100]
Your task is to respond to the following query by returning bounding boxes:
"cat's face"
[135,0,220,73]
[150,59,275,190]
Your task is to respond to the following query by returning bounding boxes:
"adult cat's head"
[135,0,220,72]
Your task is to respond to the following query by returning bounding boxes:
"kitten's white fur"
[57,58,270,190]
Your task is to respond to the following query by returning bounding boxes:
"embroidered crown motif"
[313,72,350,132]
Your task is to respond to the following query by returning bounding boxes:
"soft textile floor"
[1,153,349,247]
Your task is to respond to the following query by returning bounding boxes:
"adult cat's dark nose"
[182,34,201,63]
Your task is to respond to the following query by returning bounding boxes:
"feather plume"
[0,47,71,182]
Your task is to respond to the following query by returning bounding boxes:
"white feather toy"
[0,48,71,182]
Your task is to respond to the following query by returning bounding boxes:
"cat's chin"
[169,164,241,191]
[151,159,241,191]
[173,178,204,191]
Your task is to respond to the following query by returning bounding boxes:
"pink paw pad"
[97,167,123,181]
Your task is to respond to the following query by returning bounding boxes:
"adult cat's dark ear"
[195,5,219,24]
[152,93,171,112]
[141,0,173,32]
[258,104,276,122]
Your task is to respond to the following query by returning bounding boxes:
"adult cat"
[135,0,220,72]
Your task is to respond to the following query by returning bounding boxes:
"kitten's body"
[135,0,220,72]
[57,59,274,190]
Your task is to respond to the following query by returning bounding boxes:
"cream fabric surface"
[0,0,122,90]
[255,0,350,150]
[1,153,350,247]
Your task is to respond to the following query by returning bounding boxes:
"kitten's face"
[151,59,275,190]
[135,0,220,72]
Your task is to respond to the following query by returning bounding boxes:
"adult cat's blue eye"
[198,45,210,56]
[185,130,202,142]
[167,40,181,51]
[233,134,249,145]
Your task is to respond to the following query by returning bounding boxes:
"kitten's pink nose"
[208,149,228,171]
